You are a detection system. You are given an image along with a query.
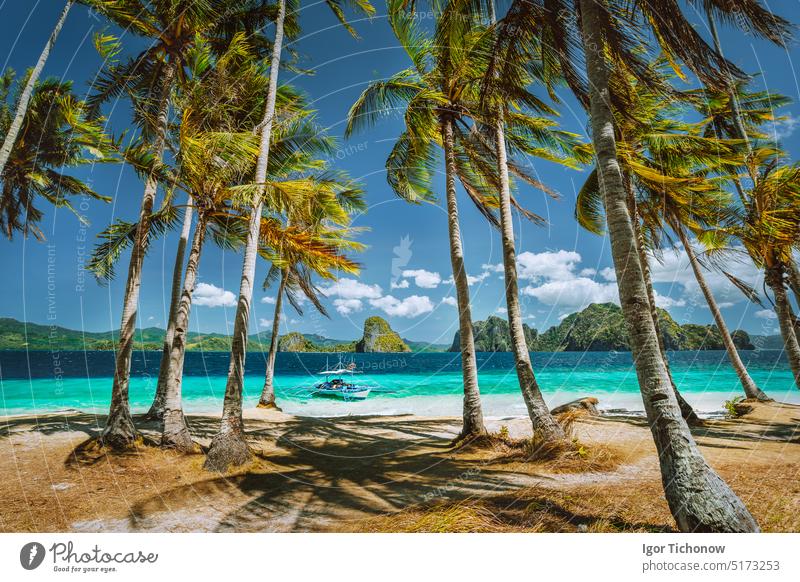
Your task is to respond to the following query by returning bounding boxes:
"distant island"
[0,315,428,353]
[0,304,782,353]
[451,302,774,352]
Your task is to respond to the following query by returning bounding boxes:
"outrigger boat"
[312,360,371,401]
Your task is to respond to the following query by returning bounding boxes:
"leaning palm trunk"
[162,216,207,451]
[101,59,177,449]
[0,1,73,175]
[205,0,286,471]
[148,198,194,420]
[580,0,758,532]
[677,226,768,400]
[630,212,698,422]
[627,193,699,423]
[494,116,563,441]
[442,114,486,440]
[257,269,287,409]
[765,263,800,389]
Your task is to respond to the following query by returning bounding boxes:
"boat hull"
[313,387,371,401]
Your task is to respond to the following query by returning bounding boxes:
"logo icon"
[20,542,46,570]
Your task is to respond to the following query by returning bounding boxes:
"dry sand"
[0,401,798,533]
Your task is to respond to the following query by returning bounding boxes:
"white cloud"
[599,267,616,282]
[755,309,777,320]
[718,302,734,309]
[391,279,410,289]
[260,296,276,304]
[443,270,492,286]
[370,295,435,318]
[334,298,363,315]
[497,307,508,314]
[194,283,237,307]
[517,250,582,282]
[523,277,619,309]
[320,278,382,300]
[258,318,272,328]
[514,250,619,309]
[467,271,491,285]
[402,269,442,288]
[653,292,686,309]
[440,296,458,306]
[482,262,504,273]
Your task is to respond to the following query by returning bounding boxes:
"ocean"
[0,350,797,418]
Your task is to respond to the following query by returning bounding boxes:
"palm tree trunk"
[441,114,486,441]
[161,216,207,451]
[0,1,73,176]
[205,0,286,471]
[785,259,800,311]
[101,58,176,449]
[494,116,563,441]
[580,0,758,532]
[677,226,768,400]
[258,269,286,409]
[627,190,699,423]
[148,198,194,420]
[765,263,800,389]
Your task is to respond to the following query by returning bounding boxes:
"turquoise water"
[0,350,797,417]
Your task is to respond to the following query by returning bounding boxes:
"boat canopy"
[318,367,362,375]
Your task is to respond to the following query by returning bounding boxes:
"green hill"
[449,303,760,352]
[448,315,538,352]
[355,317,410,353]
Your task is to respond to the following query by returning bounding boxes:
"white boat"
[312,360,372,401]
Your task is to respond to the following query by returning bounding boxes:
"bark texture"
[101,58,176,450]
[495,116,564,441]
[580,0,758,532]
[442,114,486,440]
[148,198,194,420]
[161,216,206,452]
[0,1,72,175]
[677,227,768,400]
[258,270,286,409]
[205,0,286,471]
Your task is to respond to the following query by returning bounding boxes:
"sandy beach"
[1,401,798,533]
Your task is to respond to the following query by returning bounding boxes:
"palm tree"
[88,0,277,449]
[258,180,365,409]
[348,1,568,441]
[0,75,115,239]
[0,1,78,176]
[470,0,590,440]
[689,80,800,355]
[720,160,800,389]
[347,1,492,440]
[575,63,768,402]
[146,195,193,420]
[495,0,790,531]
[205,0,375,471]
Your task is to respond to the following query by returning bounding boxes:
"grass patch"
[451,410,626,473]
[336,485,675,533]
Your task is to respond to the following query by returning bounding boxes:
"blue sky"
[1,0,798,343]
